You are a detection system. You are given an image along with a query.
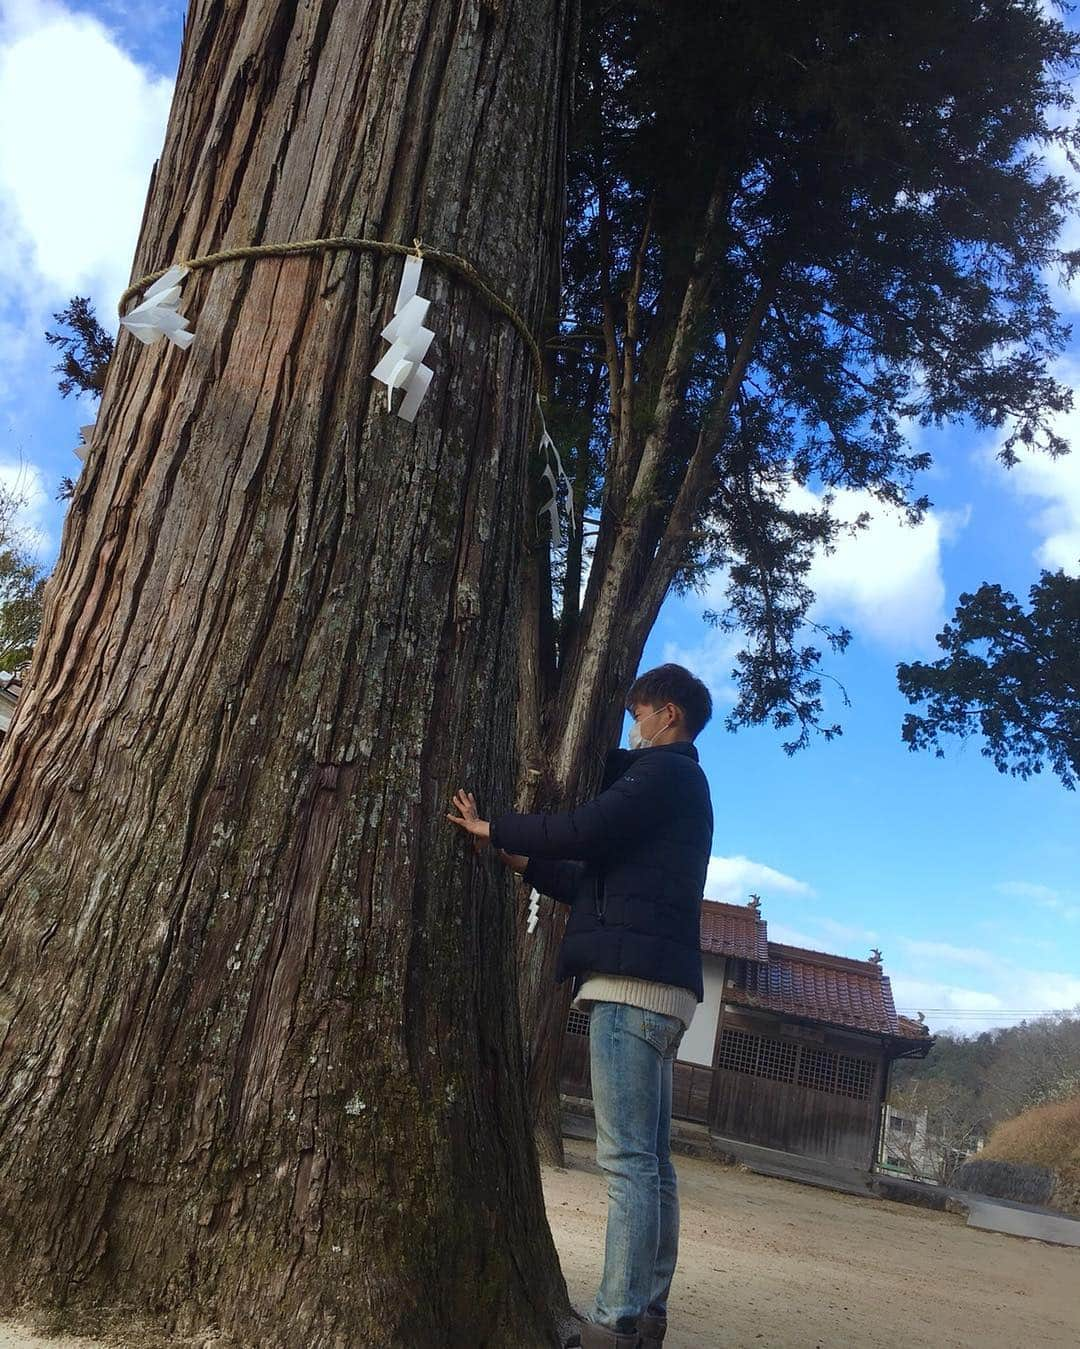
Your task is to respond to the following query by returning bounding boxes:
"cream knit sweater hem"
[573,973,698,1031]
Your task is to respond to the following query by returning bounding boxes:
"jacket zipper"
[594,872,606,925]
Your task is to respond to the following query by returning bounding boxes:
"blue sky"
[1,0,1078,1034]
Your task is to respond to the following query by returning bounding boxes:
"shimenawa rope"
[118,235,544,385]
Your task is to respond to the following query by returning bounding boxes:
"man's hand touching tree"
[447,788,490,852]
[447,789,528,871]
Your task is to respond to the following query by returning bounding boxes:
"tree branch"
[619,194,654,454]
[611,173,728,520]
[641,261,784,610]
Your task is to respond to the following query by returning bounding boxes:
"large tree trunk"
[0,2,578,1345]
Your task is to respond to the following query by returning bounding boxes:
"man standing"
[447,664,714,1349]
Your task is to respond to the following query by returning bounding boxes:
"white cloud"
[889,975,1008,1026]
[0,0,173,327]
[1039,130,1080,316]
[889,952,1080,1033]
[816,915,880,948]
[662,626,741,707]
[890,969,1080,1034]
[705,854,815,904]
[667,480,965,679]
[899,938,1001,973]
[997,880,1080,922]
[766,921,833,953]
[786,480,967,652]
[752,903,1080,1033]
[997,879,1061,903]
[1005,435,1080,576]
[765,918,882,962]
[992,86,1080,571]
[91,2,184,58]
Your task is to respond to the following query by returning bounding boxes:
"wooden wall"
[557,1005,887,1172]
[559,1012,591,1098]
[559,1018,716,1123]
[672,1061,713,1123]
[558,1017,715,1123]
[710,1008,885,1167]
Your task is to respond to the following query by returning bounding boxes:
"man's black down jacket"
[489,739,713,1000]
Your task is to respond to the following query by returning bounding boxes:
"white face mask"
[627,705,669,750]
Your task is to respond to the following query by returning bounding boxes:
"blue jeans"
[588,1000,686,1334]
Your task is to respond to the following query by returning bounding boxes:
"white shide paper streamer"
[370,255,435,422]
[536,395,574,548]
[117,254,573,558]
[120,265,195,349]
[526,887,541,935]
[74,424,95,462]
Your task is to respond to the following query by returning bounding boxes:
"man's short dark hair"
[626,663,713,739]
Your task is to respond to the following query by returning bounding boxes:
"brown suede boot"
[637,1311,667,1345]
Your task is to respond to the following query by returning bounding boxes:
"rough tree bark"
[0,2,577,1345]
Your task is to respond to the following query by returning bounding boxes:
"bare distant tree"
[984,1009,1080,1119]
[0,477,46,670]
[889,1079,984,1185]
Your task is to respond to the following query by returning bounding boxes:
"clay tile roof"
[699,899,769,962]
[896,1014,932,1040]
[725,941,901,1035]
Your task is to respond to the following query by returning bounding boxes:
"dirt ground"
[0,1332,100,1349]
[2,1138,1078,1347]
[543,1137,1080,1349]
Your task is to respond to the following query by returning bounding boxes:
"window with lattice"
[759,1038,798,1083]
[718,1028,797,1084]
[797,1046,836,1093]
[718,1027,758,1075]
[834,1053,875,1099]
[566,1009,591,1036]
[719,1026,876,1102]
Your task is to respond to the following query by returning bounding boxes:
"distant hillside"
[981,1096,1080,1216]
[891,1008,1080,1130]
